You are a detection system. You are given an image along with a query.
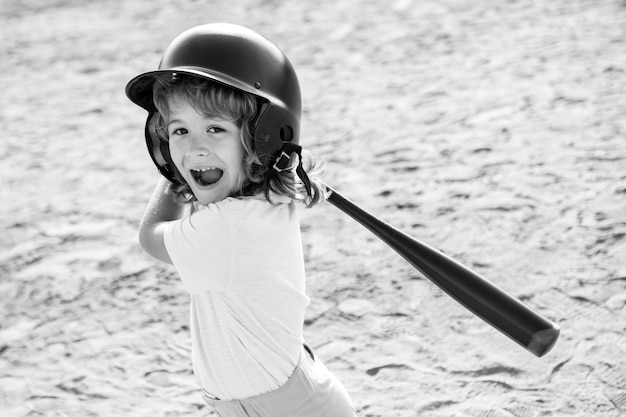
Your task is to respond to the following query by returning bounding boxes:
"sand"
[1,0,625,415]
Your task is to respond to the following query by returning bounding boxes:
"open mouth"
[190,167,224,187]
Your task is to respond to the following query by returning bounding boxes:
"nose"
[187,134,211,157]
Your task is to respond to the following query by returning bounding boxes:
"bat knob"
[527,324,560,357]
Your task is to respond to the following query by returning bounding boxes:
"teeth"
[190,167,223,187]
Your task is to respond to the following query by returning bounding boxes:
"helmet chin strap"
[271,142,312,197]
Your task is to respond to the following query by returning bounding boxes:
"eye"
[170,127,188,136]
[208,126,225,134]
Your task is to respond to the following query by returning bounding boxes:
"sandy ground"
[2,0,625,416]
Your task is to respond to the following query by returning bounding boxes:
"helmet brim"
[125,67,284,112]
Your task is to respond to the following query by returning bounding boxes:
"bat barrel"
[325,185,560,357]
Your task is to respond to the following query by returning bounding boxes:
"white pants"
[203,344,356,417]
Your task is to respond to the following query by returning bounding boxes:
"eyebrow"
[169,117,239,126]
[167,119,183,127]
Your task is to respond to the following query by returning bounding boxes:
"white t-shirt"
[163,195,310,400]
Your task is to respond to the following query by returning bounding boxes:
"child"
[125,23,357,416]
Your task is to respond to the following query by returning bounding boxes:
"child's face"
[166,99,246,205]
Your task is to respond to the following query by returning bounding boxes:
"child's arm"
[138,178,185,264]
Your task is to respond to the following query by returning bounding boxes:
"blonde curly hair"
[151,75,326,207]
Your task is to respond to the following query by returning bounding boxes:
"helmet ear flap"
[145,112,185,184]
[253,103,299,165]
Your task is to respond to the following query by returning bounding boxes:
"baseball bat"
[324,185,560,357]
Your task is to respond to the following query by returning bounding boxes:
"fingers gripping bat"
[324,185,560,357]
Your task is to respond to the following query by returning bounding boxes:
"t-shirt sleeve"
[163,205,232,294]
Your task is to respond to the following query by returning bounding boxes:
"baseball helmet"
[125,23,302,185]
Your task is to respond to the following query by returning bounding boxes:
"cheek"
[167,141,185,168]
[168,138,183,156]
[230,148,247,185]
[229,139,246,170]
